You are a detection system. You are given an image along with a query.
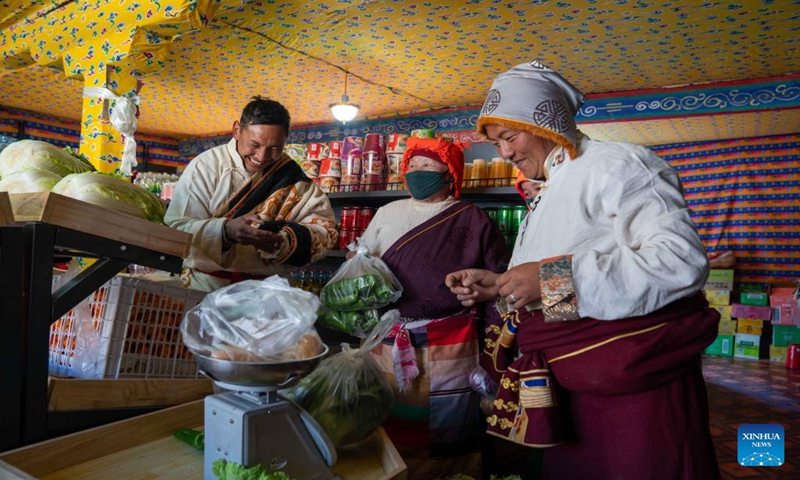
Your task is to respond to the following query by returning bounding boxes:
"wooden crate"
[8,192,191,258]
[47,377,213,412]
[0,192,12,226]
[0,400,407,480]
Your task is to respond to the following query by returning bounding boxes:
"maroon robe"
[483,292,721,480]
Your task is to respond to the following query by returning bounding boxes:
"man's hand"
[445,268,500,307]
[224,214,285,253]
[496,262,541,310]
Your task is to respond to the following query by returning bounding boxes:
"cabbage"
[0,169,62,193]
[52,172,166,224]
[0,139,95,179]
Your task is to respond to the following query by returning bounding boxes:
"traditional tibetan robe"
[360,198,510,480]
[165,138,337,292]
[481,134,721,480]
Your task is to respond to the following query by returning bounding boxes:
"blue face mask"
[405,170,448,200]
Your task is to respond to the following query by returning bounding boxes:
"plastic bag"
[286,310,398,447]
[316,306,380,338]
[469,365,499,416]
[181,275,323,362]
[319,242,403,311]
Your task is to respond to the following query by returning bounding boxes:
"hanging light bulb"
[330,72,359,124]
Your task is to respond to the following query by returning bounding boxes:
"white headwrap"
[477,61,586,158]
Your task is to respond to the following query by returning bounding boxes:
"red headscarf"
[400,137,467,198]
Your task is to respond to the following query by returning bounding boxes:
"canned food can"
[339,228,358,250]
[511,206,527,234]
[483,207,498,224]
[358,207,376,229]
[497,206,513,234]
[340,207,360,229]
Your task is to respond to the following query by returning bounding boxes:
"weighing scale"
[194,346,340,480]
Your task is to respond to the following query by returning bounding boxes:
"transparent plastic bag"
[286,310,398,447]
[181,275,323,362]
[316,306,380,338]
[319,242,403,311]
[469,365,499,416]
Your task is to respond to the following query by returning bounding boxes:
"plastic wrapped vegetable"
[319,243,402,311]
[0,139,95,179]
[286,310,398,447]
[316,306,380,338]
[52,172,166,224]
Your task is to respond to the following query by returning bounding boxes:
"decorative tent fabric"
[653,133,800,283]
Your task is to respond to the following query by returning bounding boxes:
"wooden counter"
[0,401,406,480]
[8,192,191,258]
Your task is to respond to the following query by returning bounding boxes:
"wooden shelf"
[327,186,520,207]
[0,401,407,480]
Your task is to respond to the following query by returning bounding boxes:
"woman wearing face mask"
[354,136,510,480]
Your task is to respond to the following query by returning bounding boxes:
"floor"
[703,355,800,479]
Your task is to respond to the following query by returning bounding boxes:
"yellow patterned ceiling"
[0,0,798,145]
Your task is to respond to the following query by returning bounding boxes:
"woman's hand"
[496,262,541,310]
[445,268,500,307]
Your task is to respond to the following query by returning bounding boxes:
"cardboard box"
[718,319,737,335]
[734,333,761,360]
[770,287,798,326]
[705,335,734,357]
[705,269,734,290]
[713,305,732,322]
[704,289,731,306]
[736,318,763,335]
[771,325,800,347]
[739,283,770,306]
[769,345,788,363]
[732,303,772,321]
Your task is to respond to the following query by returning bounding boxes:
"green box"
[705,269,734,290]
[704,335,734,356]
[740,291,769,306]
[734,333,761,359]
[772,325,800,347]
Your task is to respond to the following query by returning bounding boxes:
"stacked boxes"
[704,269,735,357]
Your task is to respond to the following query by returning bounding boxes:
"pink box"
[770,287,798,326]
[732,303,772,321]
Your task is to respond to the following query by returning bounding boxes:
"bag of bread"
[181,275,323,362]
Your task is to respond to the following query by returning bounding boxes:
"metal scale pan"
[193,344,329,393]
